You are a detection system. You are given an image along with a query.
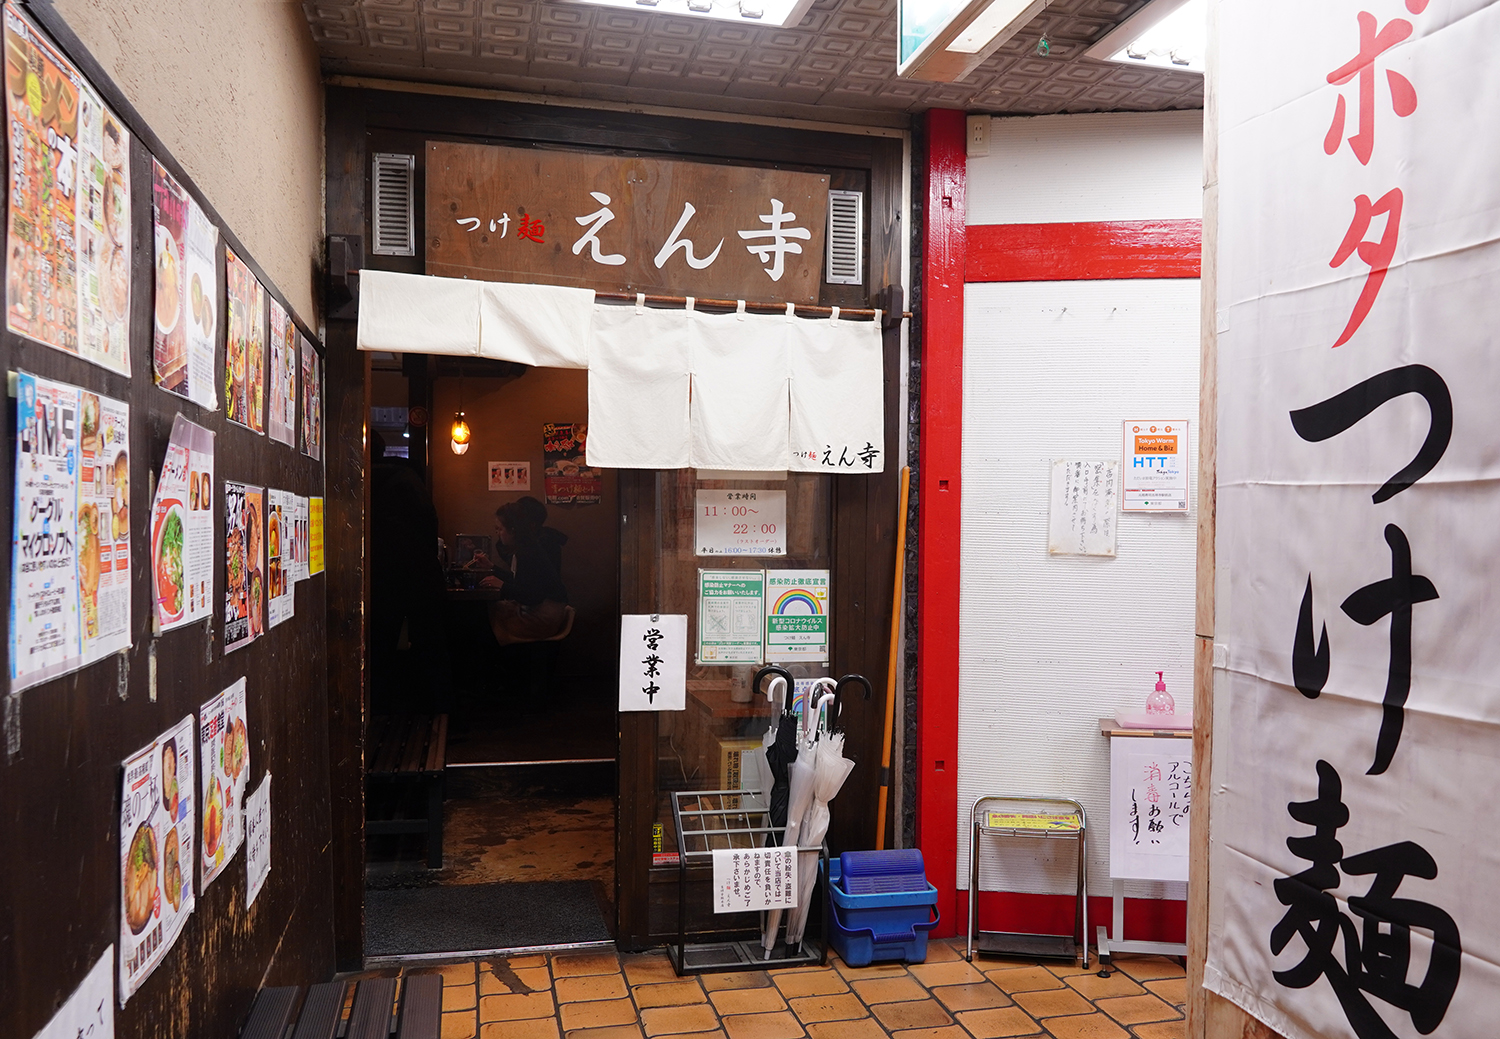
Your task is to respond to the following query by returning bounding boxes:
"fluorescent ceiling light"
[897,0,1050,82]
[1085,0,1205,74]
[564,0,813,25]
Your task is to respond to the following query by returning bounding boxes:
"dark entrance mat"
[365,881,611,956]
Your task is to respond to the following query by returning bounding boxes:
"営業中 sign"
[619,614,687,712]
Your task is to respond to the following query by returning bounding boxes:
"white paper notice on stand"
[695,490,787,556]
[1047,460,1118,557]
[1109,736,1191,882]
[1121,420,1188,513]
[619,614,687,711]
[712,846,798,913]
[31,945,112,1039]
[245,772,271,908]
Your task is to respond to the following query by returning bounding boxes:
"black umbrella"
[753,666,797,836]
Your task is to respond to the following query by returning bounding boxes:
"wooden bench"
[367,714,448,869]
[241,974,442,1039]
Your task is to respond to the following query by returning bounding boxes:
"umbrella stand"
[667,787,828,976]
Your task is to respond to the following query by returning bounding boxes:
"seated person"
[474,501,570,642]
[517,495,567,577]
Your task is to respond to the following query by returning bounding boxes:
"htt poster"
[225,247,265,433]
[119,715,195,1006]
[543,422,602,506]
[152,160,218,408]
[149,415,214,632]
[4,2,132,376]
[223,481,263,653]
[199,678,248,889]
[267,298,297,447]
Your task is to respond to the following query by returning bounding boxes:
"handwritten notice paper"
[619,614,687,712]
[32,945,112,1039]
[1047,460,1118,557]
[712,846,798,913]
[245,772,271,908]
[1109,736,1191,882]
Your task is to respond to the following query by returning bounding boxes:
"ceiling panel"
[305,0,1203,125]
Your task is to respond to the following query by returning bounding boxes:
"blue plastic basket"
[827,852,941,967]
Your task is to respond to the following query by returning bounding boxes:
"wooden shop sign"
[426,140,830,303]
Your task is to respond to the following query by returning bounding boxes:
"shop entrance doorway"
[364,357,619,958]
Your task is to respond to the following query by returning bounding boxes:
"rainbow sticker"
[772,590,823,615]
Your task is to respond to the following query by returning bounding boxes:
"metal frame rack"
[966,795,1090,969]
[668,788,829,975]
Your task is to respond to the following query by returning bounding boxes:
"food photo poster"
[4,1,133,376]
[267,299,297,447]
[224,247,265,434]
[149,415,214,633]
[199,678,248,888]
[10,373,131,693]
[151,160,218,408]
[300,337,322,461]
[267,489,294,627]
[223,481,264,653]
[118,714,195,1006]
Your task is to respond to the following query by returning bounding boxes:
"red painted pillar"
[917,108,966,938]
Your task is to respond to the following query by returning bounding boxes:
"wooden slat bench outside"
[366,714,448,868]
[241,975,442,1039]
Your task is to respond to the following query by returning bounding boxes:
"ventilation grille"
[826,189,864,286]
[372,152,415,257]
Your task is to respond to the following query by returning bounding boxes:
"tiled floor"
[353,939,1186,1039]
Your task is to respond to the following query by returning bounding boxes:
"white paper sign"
[1108,736,1191,882]
[619,614,687,711]
[1121,420,1189,512]
[32,945,112,1039]
[245,772,271,908]
[199,678,248,888]
[712,846,798,913]
[1047,460,1118,557]
[289,496,310,584]
[119,715,195,1006]
[1206,5,1499,1039]
[695,490,787,556]
[697,570,765,664]
[487,461,532,491]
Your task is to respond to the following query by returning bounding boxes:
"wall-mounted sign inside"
[427,141,829,303]
[1121,420,1189,513]
[488,461,531,492]
[695,490,787,557]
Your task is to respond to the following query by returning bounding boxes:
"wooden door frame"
[325,84,907,956]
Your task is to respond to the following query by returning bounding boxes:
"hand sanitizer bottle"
[1146,671,1175,716]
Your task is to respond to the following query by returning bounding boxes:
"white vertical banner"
[1208,4,1500,1039]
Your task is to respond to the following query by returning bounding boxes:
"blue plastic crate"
[826,852,941,967]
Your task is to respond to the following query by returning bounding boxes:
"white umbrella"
[762,680,835,957]
[785,729,856,946]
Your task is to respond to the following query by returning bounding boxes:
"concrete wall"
[52,0,325,322]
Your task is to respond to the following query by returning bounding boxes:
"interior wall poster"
[119,715,195,1006]
[152,160,218,407]
[198,678,248,888]
[267,298,297,446]
[150,415,214,632]
[1120,420,1188,513]
[222,481,263,652]
[4,1,132,376]
[224,247,265,433]
[1206,5,1500,1039]
[300,337,322,460]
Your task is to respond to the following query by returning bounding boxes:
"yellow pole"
[875,467,911,850]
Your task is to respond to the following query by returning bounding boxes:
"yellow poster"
[308,497,324,575]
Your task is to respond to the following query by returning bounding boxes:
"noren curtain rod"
[592,290,911,322]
